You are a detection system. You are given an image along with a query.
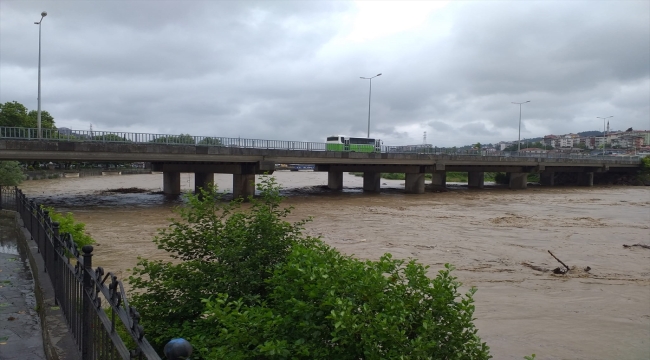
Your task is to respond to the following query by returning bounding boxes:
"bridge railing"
[0,186,191,360]
[0,126,643,163]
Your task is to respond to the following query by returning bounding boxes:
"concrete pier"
[509,172,528,190]
[163,171,181,195]
[363,172,381,193]
[328,171,343,190]
[540,171,555,186]
[430,171,446,190]
[405,173,425,194]
[578,172,594,187]
[468,172,485,189]
[233,174,255,199]
[194,172,214,194]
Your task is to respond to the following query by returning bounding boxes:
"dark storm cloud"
[1,1,648,146]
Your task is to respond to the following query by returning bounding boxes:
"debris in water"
[622,243,650,250]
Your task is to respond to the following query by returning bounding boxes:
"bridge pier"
[405,173,425,194]
[233,174,255,199]
[468,172,484,189]
[429,171,446,190]
[508,172,528,190]
[363,172,381,193]
[577,172,594,187]
[327,171,343,190]
[194,172,214,194]
[163,172,181,195]
[540,171,555,186]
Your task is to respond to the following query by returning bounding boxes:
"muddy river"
[18,172,650,360]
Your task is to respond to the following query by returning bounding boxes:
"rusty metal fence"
[1,187,189,359]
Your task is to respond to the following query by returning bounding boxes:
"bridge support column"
[429,171,446,190]
[540,171,555,186]
[163,172,181,195]
[509,172,528,190]
[327,171,343,190]
[194,172,214,194]
[405,173,425,194]
[468,172,485,189]
[233,174,255,199]
[363,172,381,193]
[578,172,594,187]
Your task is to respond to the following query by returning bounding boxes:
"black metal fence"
[1,186,190,359]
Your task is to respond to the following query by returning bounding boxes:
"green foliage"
[641,156,650,173]
[150,134,196,144]
[0,161,24,186]
[192,249,491,360]
[494,172,509,185]
[524,355,536,360]
[129,176,315,351]
[198,137,223,146]
[0,101,56,129]
[43,207,95,248]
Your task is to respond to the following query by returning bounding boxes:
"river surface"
[18,172,650,360]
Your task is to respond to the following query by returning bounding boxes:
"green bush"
[494,172,509,184]
[44,207,95,248]
[129,176,315,351]
[129,176,491,359]
[192,246,490,359]
[0,161,24,186]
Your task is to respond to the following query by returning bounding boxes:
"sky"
[1,1,649,147]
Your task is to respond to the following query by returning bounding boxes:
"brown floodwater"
[18,172,650,360]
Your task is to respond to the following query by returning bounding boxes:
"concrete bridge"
[0,128,641,197]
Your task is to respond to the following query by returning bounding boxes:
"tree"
[198,137,222,146]
[150,134,196,144]
[474,142,482,150]
[0,101,56,129]
[130,177,492,359]
[0,161,24,186]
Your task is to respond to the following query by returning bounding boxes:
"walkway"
[0,216,45,360]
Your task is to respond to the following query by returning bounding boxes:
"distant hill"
[578,131,604,137]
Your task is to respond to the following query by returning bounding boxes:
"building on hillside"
[543,135,558,148]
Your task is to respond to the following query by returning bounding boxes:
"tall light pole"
[596,116,613,156]
[35,11,47,139]
[360,73,381,138]
[512,101,530,152]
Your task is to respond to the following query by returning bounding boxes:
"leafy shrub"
[44,207,95,248]
[130,176,491,359]
[0,161,24,185]
[191,245,491,359]
[129,176,315,350]
[494,172,509,184]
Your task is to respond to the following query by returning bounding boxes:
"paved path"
[0,217,45,360]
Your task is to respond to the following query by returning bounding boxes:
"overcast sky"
[1,1,649,146]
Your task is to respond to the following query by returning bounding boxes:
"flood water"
[18,172,650,360]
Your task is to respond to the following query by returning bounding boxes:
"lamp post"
[596,116,613,156]
[512,101,530,152]
[360,73,381,138]
[35,11,47,139]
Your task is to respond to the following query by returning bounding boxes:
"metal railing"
[0,126,643,164]
[1,187,191,359]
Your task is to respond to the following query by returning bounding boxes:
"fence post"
[82,245,94,359]
[29,200,36,242]
[42,210,49,273]
[52,222,60,306]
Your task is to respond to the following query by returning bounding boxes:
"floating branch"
[547,250,570,272]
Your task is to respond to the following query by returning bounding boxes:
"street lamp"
[360,73,381,138]
[35,11,47,139]
[596,116,613,156]
[511,101,530,152]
